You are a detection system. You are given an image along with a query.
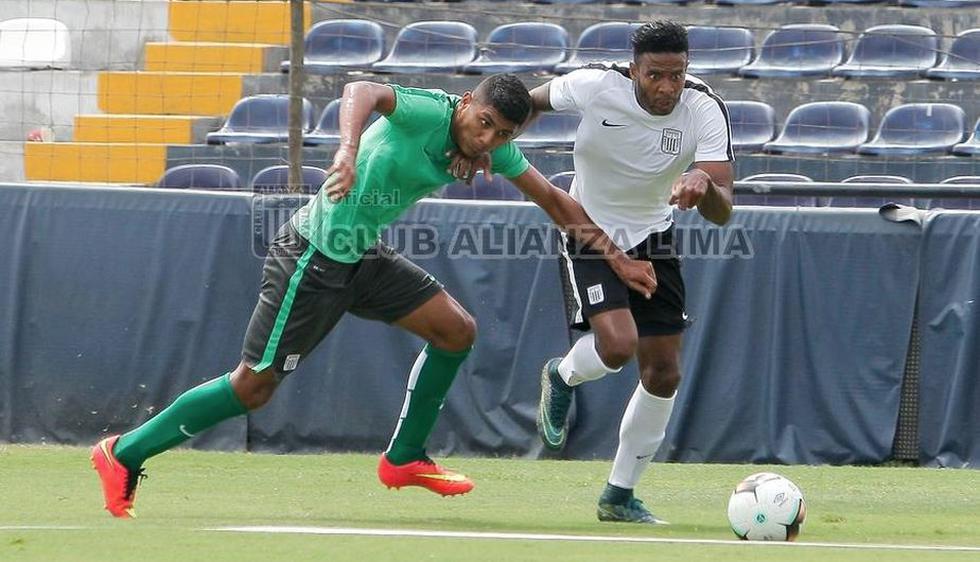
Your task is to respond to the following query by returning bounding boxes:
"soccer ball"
[727,472,806,541]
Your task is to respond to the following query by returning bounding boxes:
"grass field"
[1,445,977,561]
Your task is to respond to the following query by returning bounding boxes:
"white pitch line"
[211,526,980,553]
[0,526,85,531]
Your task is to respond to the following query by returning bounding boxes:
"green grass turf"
[1,444,977,561]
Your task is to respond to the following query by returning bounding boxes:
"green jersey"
[291,85,531,263]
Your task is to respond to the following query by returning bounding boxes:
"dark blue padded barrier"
[0,184,976,467]
[917,211,980,468]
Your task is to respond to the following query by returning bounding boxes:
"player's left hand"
[447,151,492,185]
[669,168,712,210]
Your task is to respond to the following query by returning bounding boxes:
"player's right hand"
[324,145,357,202]
[612,258,657,299]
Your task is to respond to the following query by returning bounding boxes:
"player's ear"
[460,91,473,109]
[629,61,637,79]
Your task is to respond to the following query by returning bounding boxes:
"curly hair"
[631,20,688,57]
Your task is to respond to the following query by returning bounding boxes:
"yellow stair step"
[145,41,282,73]
[169,0,312,45]
[24,142,168,184]
[74,114,218,144]
[98,71,243,116]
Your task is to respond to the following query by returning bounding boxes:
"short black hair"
[473,73,532,126]
[631,20,688,57]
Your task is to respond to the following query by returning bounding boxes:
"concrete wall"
[0,70,100,142]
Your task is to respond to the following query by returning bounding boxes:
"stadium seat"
[941,175,980,184]
[763,102,871,155]
[305,99,382,146]
[952,119,980,155]
[726,101,776,152]
[858,103,966,156]
[842,175,913,184]
[547,171,575,192]
[832,25,939,79]
[463,23,569,74]
[554,22,639,74]
[206,95,315,145]
[686,26,754,75]
[898,0,980,6]
[714,0,782,4]
[515,112,581,149]
[925,29,980,81]
[0,18,70,69]
[281,20,385,74]
[739,25,845,78]
[739,173,817,206]
[825,175,914,208]
[442,172,524,201]
[371,21,477,73]
[156,164,243,190]
[250,165,329,194]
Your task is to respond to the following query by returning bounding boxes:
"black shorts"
[559,226,687,337]
[241,222,443,374]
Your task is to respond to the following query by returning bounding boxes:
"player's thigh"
[630,247,687,338]
[347,245,473,350]
[242,224,358,376]
[559,235,632,332]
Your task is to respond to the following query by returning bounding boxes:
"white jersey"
[549,67,733,251]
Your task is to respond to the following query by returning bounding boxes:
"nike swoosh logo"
[179,425,196,438]
[601,119,626,128]
[539,406,564,445]
[636,454,653,460]
[99,440,116,468]
[416,472,468,482]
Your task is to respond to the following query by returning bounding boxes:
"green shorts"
[242,222,443,374]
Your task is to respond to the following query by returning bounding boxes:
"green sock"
[113,372,248,471]
[385,344,470,465]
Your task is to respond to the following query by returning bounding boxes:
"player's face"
[630,51,688,116]
[452,93,519,158]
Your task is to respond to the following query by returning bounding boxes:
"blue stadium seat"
[764,102,871,155]
[515,112,580,149]
[726,101,776,152]
[941,175,980,184]
[442,172,524,201]
[739,173,817,206]
[898,0,980,6]
[823,175,914,208]
[547,171,575,192]
[686,26,754,75]
[250,165,329,194]
[739,25,845,78]
[304,99,382,146]
[925,29,980,81]
[953,119,980,155]
[858,103,966,156]
[463,23,569,74]
[206,95,314,145]
[714,0,783,4]
[842,175,913,184]
[281,20,385,74]
[832,25,939,79]
[554,22,639,74]
[371,21,477,73]
[156,164,243,190]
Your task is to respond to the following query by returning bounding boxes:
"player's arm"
[324,81,397,201]
[510,166,657,299]
[669,161,734,226]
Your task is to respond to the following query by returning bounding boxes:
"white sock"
[607,384,676,490]
[557,333,621,386]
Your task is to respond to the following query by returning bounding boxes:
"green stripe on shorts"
[254,245,316,372]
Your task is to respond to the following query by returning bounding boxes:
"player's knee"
[230,363,280,410]
[430,310,477,352]
[597,334,637,370]
[640,361,681,398]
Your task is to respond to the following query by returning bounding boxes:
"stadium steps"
[24,143,168,183]
[145,42,287,73]
[73,114,221,144]
[24,0,312,183]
